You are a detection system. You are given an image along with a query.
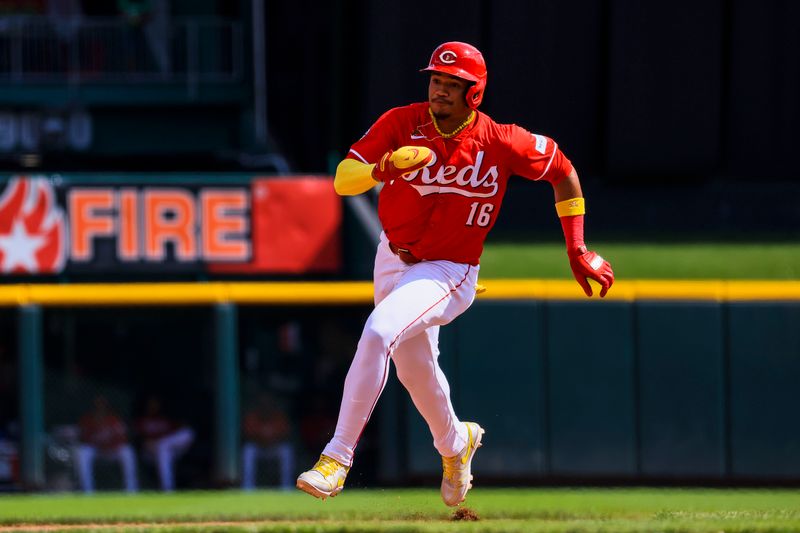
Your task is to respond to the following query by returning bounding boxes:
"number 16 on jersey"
[466,202,495,227]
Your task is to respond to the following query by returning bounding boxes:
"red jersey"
[348,102,573,265]
[79,414,128,451]
[243,410,290,447]
[136,415,178,441]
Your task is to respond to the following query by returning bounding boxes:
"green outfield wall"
[398,297,800,483]
[3,281,799,488]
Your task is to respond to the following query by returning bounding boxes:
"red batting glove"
[372,146,434,182]
[560,213,614,297]
[568,245,615,297]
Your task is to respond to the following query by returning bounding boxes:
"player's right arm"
[334,147,434,196]
[333,106,432,196]
[334,158,380,196]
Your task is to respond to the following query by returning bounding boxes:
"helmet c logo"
[438,51,457,64]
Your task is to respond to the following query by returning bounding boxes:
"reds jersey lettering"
[349,102,572,264]
[403,150,499,198]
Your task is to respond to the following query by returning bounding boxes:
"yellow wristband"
[555,197,586,217]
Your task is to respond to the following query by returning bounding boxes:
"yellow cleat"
[296,455,350,500]
[441,422,484,506]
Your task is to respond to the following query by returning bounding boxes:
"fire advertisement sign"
[0,175,341,277]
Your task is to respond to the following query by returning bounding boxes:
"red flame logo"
[0,177,67,274]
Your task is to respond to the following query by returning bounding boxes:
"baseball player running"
[297,41,614,506]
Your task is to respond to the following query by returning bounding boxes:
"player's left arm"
[553,167,615,297]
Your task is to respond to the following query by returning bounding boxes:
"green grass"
[479,242,800,279]
[1,488,799,532]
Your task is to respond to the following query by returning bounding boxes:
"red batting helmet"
[421,41,487,109]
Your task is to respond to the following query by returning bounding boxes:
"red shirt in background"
[136,415,178,441]
[243,410,290,448]
[79,414,128,451]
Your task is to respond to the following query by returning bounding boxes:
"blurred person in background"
[135,394,194,492]
[74,394,138,493]
[241,392,294,490]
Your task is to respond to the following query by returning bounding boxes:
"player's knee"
[360,318,395,353]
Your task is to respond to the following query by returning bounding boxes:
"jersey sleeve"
[507,125,573,184]
[347,108,403,164]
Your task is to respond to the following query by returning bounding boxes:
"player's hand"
[568,246,614,297]
[372,146,433,182]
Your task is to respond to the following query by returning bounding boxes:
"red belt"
[389,242,422,264]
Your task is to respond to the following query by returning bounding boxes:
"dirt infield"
[451,507,480,521]
[0,520,276,532]
[0,510,478,532]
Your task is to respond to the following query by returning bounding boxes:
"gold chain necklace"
[428,107,475,139]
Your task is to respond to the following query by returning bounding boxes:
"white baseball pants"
[74,443,138,493]
[145,428,195,491]
[241,441,295,489]
[322,232,479,466]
